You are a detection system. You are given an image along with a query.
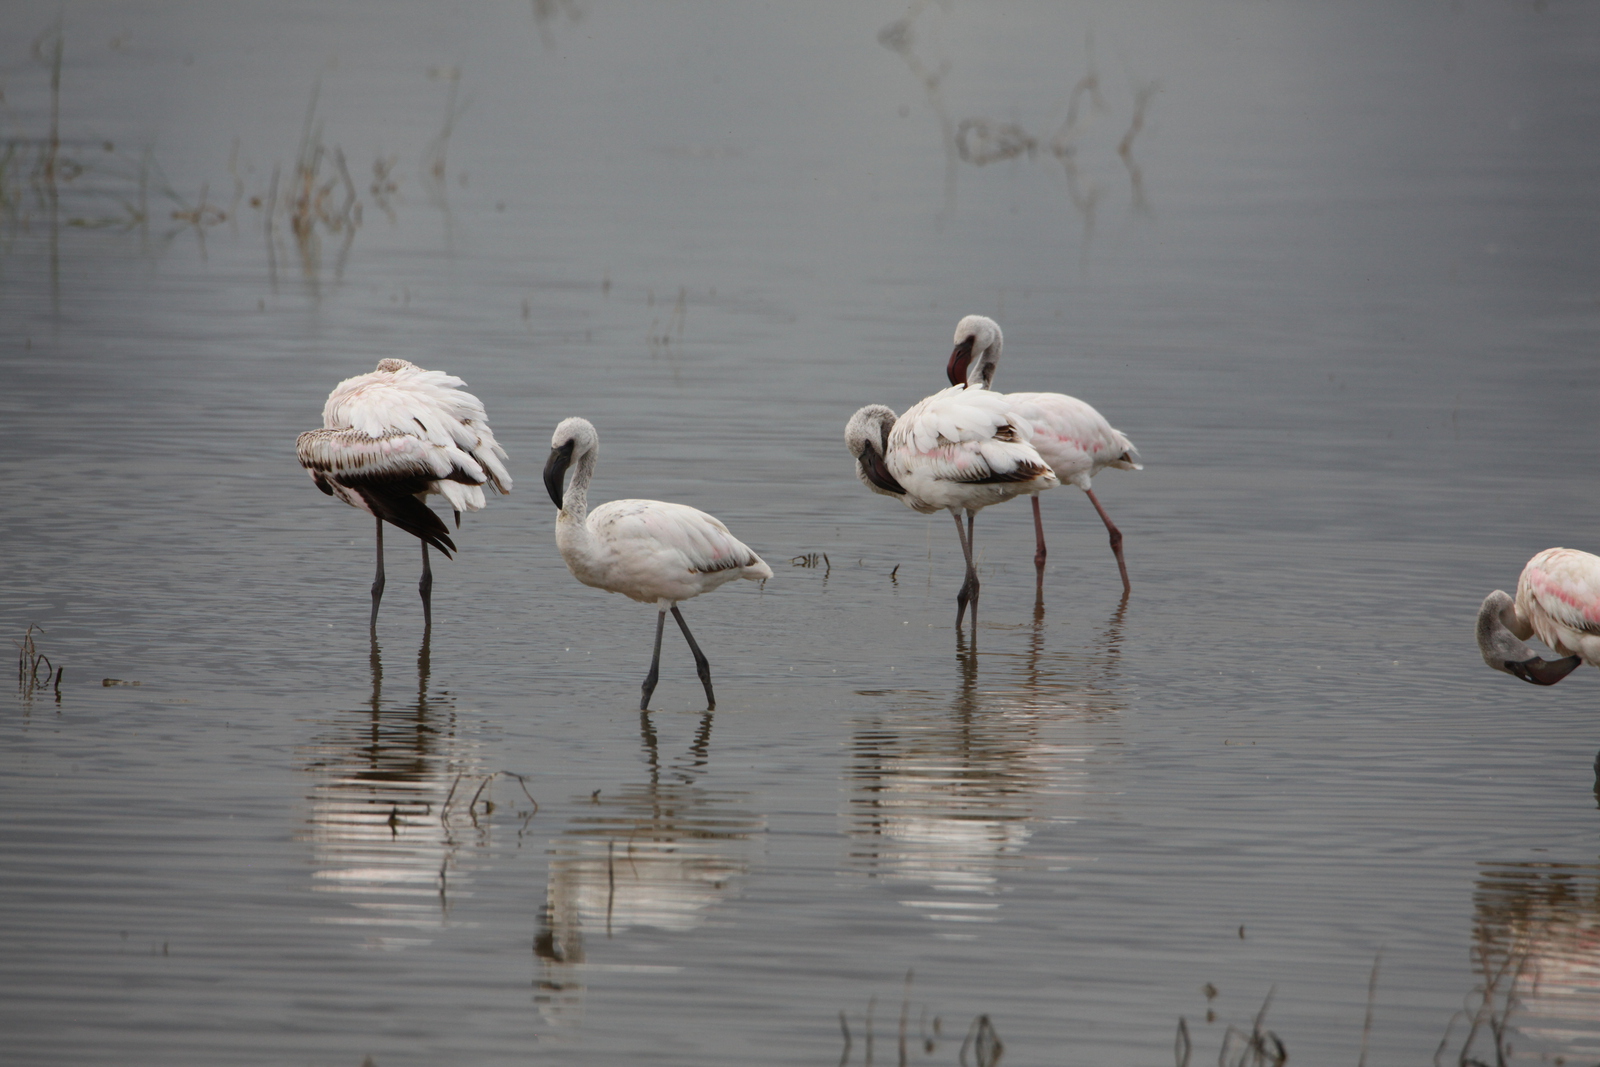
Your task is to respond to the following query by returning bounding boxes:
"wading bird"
[947,315,1140,593]
[544,417,771,711]
[1477,547,1600,685]
[297,358,510,628]
[846,386,1059,627]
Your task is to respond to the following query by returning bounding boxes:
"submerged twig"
[441,769,540,827]
[1358,951,1381,1067]
[959,1014,1003,1067]
[16,624,62,704]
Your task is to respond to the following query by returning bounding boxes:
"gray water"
[4,2,1600,1064]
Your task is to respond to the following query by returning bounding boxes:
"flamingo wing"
[323,361,512,496]
[592,500,771,579]
[891,385,1055,486]
[1519,548,1600,641]
[295,428,458,555]
[296,427,484,487]
[1002,391,1141,487]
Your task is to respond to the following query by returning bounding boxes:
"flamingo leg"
[370,517,386,629]
[671,606,716,710]
[641,609,667,710]
[1032,494,1047,569]
[419,541,434,629]
[1084,488,1130,595]
[967,509,980,617]
[952,508,980,628]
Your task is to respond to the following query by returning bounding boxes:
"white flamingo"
[1477,547,1600,685]
[544,417,772,711]
[846,387,1059,627]
[947,315,1141,593]
[297,358,510,627]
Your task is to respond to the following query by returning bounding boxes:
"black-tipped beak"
[946,335,975,387]
[861,448,908,496]
[544,441,575,508]
[1506,654,1583,686]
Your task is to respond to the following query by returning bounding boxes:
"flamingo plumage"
[947,315,1141,593]
[846,386,1060,627]
[296,358,510,628]
[544,417,772,711]
[1477,547,1600,685]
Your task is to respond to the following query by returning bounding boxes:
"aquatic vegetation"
[838,973,1005,1066]
[1177,990,1288,1067]
[15,624,62,705]
[2,20,472,294]
[879,3,1159,233]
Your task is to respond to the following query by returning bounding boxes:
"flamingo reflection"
[534,713,762,1023]
[298,631,498,948]
[1447,862,1600,1063]
[846,598,1125,932]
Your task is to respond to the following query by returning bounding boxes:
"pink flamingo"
[846,384,1059,627]
[946,315,1140,593]
[1476,547,1600,685]
[297,358,510,627]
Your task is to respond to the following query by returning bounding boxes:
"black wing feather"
[345,475,457,557]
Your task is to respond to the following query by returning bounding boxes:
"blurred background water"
[4,1,1600,1064]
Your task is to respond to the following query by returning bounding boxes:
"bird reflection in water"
[534,712,762,1023]
[298,629,492,949]
[847,590,1126,935]
[1445,861,1600,1064]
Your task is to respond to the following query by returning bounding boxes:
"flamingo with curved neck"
[1477,548,1600,685]
[947,315,1140,594]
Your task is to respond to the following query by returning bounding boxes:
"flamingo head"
[845,404,906,498]
[545,416,598,509]
[947,315,1002,389]
[1477,590,1583,685]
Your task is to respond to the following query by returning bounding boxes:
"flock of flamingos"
[295,314,1599,707]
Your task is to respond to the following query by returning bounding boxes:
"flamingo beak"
[1505,654,1583,686]
[544,441,575,508]
[946,335,975,387]
[861,449,908,496]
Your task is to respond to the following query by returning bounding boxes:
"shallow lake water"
[4,2,1600,1064]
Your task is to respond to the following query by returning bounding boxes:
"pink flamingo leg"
[1032,495,1047,569]
[1084,489,1130,594]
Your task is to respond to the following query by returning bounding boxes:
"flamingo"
[846,386,1060,627]
[296,358,510,628]
[946,315,1141,593]
[544,417,772,711]
[1477,547,1600,685]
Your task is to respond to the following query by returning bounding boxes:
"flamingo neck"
[1503,593,1534,641]
[969,346,997,389]
[560,449,597,524]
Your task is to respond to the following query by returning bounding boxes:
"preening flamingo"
[296,358,510,627]
[846,387,1059,627]
[544,417,772,711]
[1477,547,1600,685]
[947,315,1140,593]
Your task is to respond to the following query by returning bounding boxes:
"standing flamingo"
[1477,547,1600,685]
[297,358,510,628]
[946,315,1140,593]
[544,417,772,711]
[846,386,1059,627]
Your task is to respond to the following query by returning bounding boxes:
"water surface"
[4,2,1600,1064]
